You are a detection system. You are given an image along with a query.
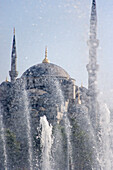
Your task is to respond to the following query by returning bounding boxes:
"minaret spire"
[87,0,99,93]
[86,0,99,128]
[90,0,97,40]
[9,28,18,83]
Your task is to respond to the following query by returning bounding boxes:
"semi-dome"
[21,63,70,79]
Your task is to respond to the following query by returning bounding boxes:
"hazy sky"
[0,0,113,91]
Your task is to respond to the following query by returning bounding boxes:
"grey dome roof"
[21,63,70,79]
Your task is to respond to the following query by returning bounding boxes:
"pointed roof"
[89,0,97,40]
[9,28,18,82]
[91,0,97,20]
[92,0,96,12]
[11,28,17,59]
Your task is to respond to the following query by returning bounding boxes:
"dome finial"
[42,46,50,63]
[45,46,47,59]
[6,77,8,82]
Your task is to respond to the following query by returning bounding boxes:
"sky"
[0,0,113,92]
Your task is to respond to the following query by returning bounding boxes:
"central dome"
[22,63,70,79]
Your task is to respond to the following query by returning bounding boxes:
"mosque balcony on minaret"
[89,75,97,83]
[9,70,18,77]
[9,70,18,82]
[87,39,99,48]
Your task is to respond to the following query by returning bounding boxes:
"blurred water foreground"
[0,0,113,170]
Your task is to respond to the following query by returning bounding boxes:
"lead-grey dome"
[21,63,70,79]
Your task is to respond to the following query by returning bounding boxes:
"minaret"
[9,28,18,83]
[86,0,99,127]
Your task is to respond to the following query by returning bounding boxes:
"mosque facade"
[0,0,98,125]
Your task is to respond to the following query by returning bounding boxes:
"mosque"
[0,0,99,169]
[0,0,98,125]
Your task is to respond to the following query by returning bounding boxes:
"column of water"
[64,113,74,170]
[40,115,53,170]
[23,86,33,170]
[99,101,113,169]
[0,105,8,170]
[55,80,73,170]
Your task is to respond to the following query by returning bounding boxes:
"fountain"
[0,104,8,170]
[22,85,34,170]
[64,113,74,170]
[1,78,113,170]
[40,115,53,170]
[0,0,113,169]
[97,96,113,169]
[56,81,74,170]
